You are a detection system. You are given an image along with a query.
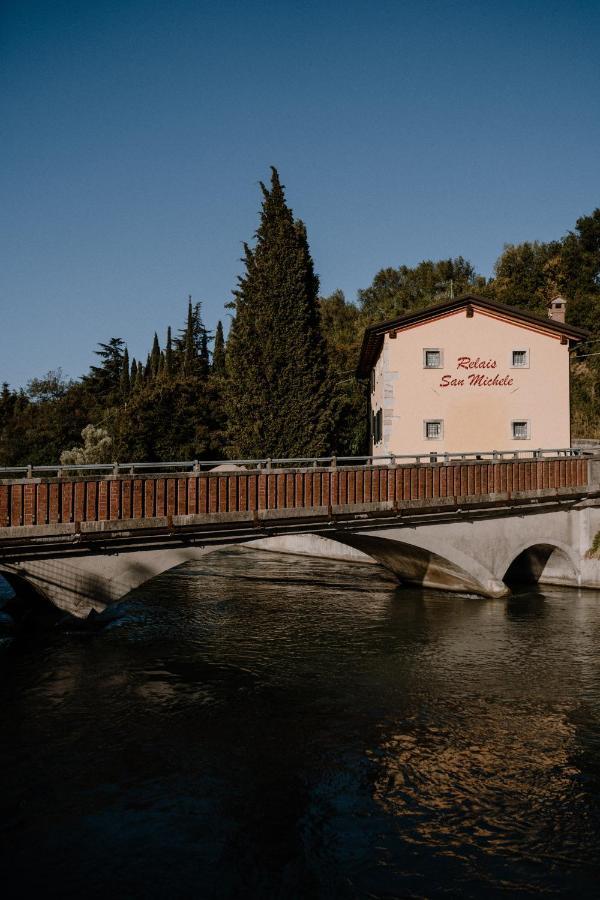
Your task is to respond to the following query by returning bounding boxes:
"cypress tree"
[165,326,174,377]
[150,333,161,377]
[212,320,226,376]
[130,356,137,384]
[180,297,210,377]
[225,167,329,457]
[181,298,195,375]
[200,328,209,373]
[120,346,130,396]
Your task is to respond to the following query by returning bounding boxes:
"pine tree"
[225,167,329,457]
[84,337,126,401]
[212,320,226,375]
[130,356,137,384]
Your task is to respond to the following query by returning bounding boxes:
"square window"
[512,420,529,440]
[424,349,443,368]
[424,420,443,440]
[511,350,529,368]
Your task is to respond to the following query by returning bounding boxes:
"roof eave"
[356,294,588,376]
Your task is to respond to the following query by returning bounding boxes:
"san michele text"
[440,357,514,388]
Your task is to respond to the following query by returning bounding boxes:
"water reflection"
[1,547,600,898]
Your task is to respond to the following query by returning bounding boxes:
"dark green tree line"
[0,300,227,466]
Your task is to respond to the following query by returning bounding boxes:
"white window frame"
[423,419,444,441]
[511,419,530,440]
[510,349,530,369]
[423,348,443,369]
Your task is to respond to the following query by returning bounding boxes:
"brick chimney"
[548,295,566,324]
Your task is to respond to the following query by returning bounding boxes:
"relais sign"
[439,356,514,388]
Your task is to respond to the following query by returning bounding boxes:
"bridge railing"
[0,446,590,478]
[0,450,594,530]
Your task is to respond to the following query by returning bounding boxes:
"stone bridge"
[1,452,600,619]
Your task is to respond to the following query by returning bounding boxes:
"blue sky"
[2,0,599,387]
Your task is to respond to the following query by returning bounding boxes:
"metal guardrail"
[0,447,594,478]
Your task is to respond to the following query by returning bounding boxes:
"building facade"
[357,295,586,456]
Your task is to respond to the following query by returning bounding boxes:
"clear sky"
[2,0,599,387]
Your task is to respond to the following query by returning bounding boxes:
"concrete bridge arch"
[2,498,600,620]
[500,539,580,587]
[327,530,508,598]
[0,528,510,621]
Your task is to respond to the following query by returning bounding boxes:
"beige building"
[357,295,586,457]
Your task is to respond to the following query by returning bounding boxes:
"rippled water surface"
[2,547,600,898]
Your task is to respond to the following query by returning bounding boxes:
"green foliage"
[212,321,226,376]
[0,299,226,466]
[120,347,130,397]
[83,338,126,404]
[319,290,367,455]
[150,332,161,377]
[27,368,72,403]
[165,326,174,376]
[0,381,95,466]
[178,297,210,378]
[358,257,480,323]
[225,167,329,457]
[570,362,600,439]
[117,374,224,460]
[589,530,600,559]
[561,209,600,299]
[485,241,562,313]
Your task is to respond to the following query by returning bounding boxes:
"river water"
[2,547,600,898]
